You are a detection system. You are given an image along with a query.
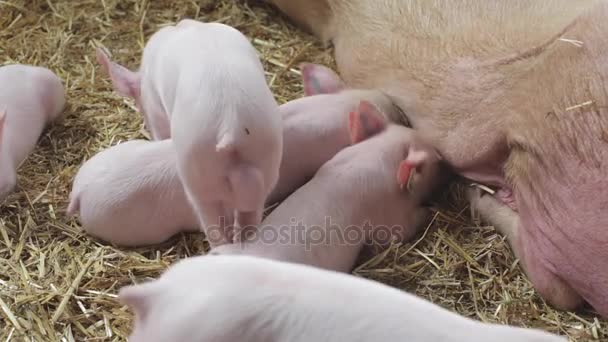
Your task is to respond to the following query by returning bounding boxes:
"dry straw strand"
[0,0,605,341]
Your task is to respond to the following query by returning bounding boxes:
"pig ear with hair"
[348,100,388,144]
[96,47,141,100]
[397,145,441,191]
[300,63,345,96]
[118,281,162,322]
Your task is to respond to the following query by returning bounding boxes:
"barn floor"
[0,0,605,341]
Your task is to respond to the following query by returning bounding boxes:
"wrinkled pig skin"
[67,140,199,247]
[118,255,567,342]
[267,0,608,316]
[0,64,65,201]
[211,101,446,273]
[97,19,284,248]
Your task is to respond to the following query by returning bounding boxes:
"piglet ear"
[300,63,345,96]
[348,100,388,144]
[396,146,437,191]
[118,281,161,321]
[96,47,141,100]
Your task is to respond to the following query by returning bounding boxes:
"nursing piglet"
[267,62,402,204]
[0,64,65,201]
[267,0,608,316]
[211,101,445,273]
[119,255,566,342]
[97,19,283,247]
[67,64,395,247]
[98,53,400,205]
[67,140,198,246]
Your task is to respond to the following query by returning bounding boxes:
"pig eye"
[244,128,250,135]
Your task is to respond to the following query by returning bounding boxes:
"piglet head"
[0,110,17,201]
[96,48,142,110]
[300,63,346,96]
[347,100,389,144]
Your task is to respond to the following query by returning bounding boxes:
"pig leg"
[467,187,521,248]
[233,209,263,243]
[196,201,234,247]
[467,187,583,311]
[227,163,265,242]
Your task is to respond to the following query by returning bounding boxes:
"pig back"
[0,65,64,165]
[216,126,424,271]
[74,140,198,246]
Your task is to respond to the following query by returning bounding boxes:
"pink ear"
[96,47,141,100]
[348,100,388,144]
[397,160,415,188]
[118,282,160,321]
[396,146,437,189]
[300,63,345,96]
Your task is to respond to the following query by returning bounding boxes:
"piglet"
[267,62,403,204]
[119,254,566,342]
[211,101,445,273]
[96,19,283,247]
[97,54,401,205]
[67,65,395,247]
[0,64,65,201]
[67,140,198,246]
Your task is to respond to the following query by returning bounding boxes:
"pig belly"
[518,205,608,317]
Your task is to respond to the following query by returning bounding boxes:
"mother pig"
[266,0,608,317]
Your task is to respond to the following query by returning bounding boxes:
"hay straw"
[0,0,605,341]
[558,38,584,48]
[566,100,594,112]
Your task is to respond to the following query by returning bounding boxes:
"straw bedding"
[0,0,605,341]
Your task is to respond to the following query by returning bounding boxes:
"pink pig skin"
[0,64,65,201]
[267,63,402,205]
[211,101,445,273]
[98,53,399,206]
[67,140,199,246]
[267,0,608,316]
[66,65,397,247]
[96,20,203,140]
[97,19,283,248]
[118,255,566,342]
